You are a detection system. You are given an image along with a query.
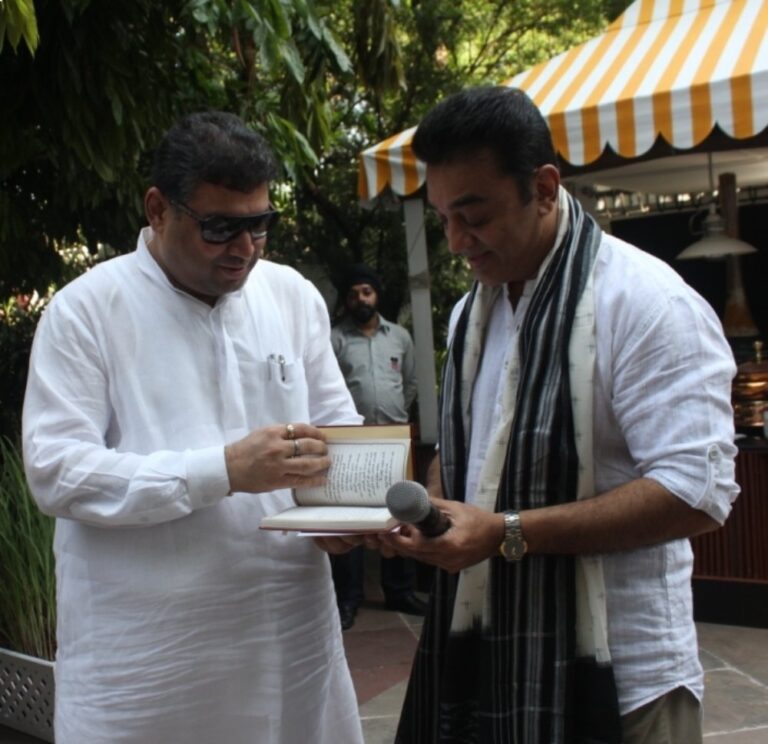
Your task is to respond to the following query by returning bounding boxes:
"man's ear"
[534,164,560,216]
[144,187,168,232]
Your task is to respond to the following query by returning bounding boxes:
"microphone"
[386,480,451,537]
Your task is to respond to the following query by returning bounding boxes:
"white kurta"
[22,229,364,744]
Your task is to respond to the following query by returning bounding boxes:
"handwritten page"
[296,439,409,506]
[259,424,412,533]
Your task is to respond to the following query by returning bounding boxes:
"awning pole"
[403,197,438,444]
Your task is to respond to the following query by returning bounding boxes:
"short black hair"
[151,111,280,203]
[411,86,558,202]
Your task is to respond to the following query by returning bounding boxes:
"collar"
[339,312,392,335]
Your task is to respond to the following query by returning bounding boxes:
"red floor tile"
[343,623,418,704]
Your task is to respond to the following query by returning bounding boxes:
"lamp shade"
[677,234,758,260]
[677,207,757,261]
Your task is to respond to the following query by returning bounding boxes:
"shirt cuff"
[646,443,739,525]
[185,446,231,509]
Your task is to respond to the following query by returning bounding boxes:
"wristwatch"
[499,511,527,561]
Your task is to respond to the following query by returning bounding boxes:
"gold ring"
[292,439,300,458]
[286,423,295,440]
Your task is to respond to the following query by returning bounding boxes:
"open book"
[260,424,412,533]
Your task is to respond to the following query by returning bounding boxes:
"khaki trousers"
[621,686,702,744]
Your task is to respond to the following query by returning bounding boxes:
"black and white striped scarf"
[396,190,621,744]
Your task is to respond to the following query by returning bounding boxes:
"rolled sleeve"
[606,288,739,524]
[645,443,738,524]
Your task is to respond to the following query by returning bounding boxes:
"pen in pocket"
[268,353,287,382]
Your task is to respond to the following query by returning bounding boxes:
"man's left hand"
[313,535,365,554]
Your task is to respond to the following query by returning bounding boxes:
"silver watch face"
[501,537,526,561]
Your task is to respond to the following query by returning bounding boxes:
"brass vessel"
[732,340,768,429]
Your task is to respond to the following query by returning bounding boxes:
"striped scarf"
[396,190,621,744]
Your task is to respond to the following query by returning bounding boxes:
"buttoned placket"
[209,298,247,436]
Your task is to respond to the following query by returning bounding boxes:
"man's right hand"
[224,423,331,494]
[377,498,505,573]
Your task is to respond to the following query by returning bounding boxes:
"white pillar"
[403,197,438,443]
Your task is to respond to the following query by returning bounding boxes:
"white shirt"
[450,230,739,714]
[23,229,364,744]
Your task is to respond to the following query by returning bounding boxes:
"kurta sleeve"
[22,296,231,528]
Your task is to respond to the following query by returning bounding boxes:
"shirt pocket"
[240,356,310,427]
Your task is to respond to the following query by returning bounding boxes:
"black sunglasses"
[170,200,280,244]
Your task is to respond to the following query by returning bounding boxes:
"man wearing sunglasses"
[23,112,365,743]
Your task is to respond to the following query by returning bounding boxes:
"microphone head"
[386,481,430,523]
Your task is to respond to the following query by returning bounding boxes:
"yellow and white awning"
[358,0,768,200]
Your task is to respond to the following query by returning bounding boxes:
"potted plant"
[0,436,56,742]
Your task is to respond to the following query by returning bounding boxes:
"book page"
[321,423,411,442]
[296,439,409,507]
[261,505,397,532]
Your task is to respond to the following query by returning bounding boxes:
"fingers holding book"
[313,535,364,555]
[225,423,330,494]
[282,436,331,490]
[260,424,412,534]
[282,422,327,458]
[284,435,329,462]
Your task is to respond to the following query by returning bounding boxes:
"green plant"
[0,436,56,660]
[0,292,48,441]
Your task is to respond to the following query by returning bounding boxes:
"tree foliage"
[0,0,350,297]
[0,0,630,438]
[1,0,630,294]
[285,0,631,338]
[0,0,39,54]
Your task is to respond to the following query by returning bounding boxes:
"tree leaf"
[277,39,305,84]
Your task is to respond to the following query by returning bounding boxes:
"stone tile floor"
[3,578,767,743]
[350,598,768,743]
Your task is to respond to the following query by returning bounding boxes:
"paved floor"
[350,596,768,743]
[3,570,768,744]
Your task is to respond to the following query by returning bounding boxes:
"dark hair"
[411,86,557,202]
[151,111,280,203]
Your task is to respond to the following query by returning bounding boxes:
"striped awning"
[358,0,768,200]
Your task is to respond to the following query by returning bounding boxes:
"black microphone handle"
[414,504,450,538]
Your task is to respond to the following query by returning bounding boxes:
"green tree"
[0,0,353,438]
[0,0,630,438]
[286,0,631,344]
[1,0,628,301]
[0,0,351,297]
[0,0,39,54]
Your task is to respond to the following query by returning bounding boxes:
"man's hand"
[225,423,331,494]
[378,498,505,574]
[313,535,365,554]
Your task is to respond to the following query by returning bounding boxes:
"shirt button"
[707,446,719,461]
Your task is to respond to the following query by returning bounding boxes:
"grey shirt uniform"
[331,315,417,424]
